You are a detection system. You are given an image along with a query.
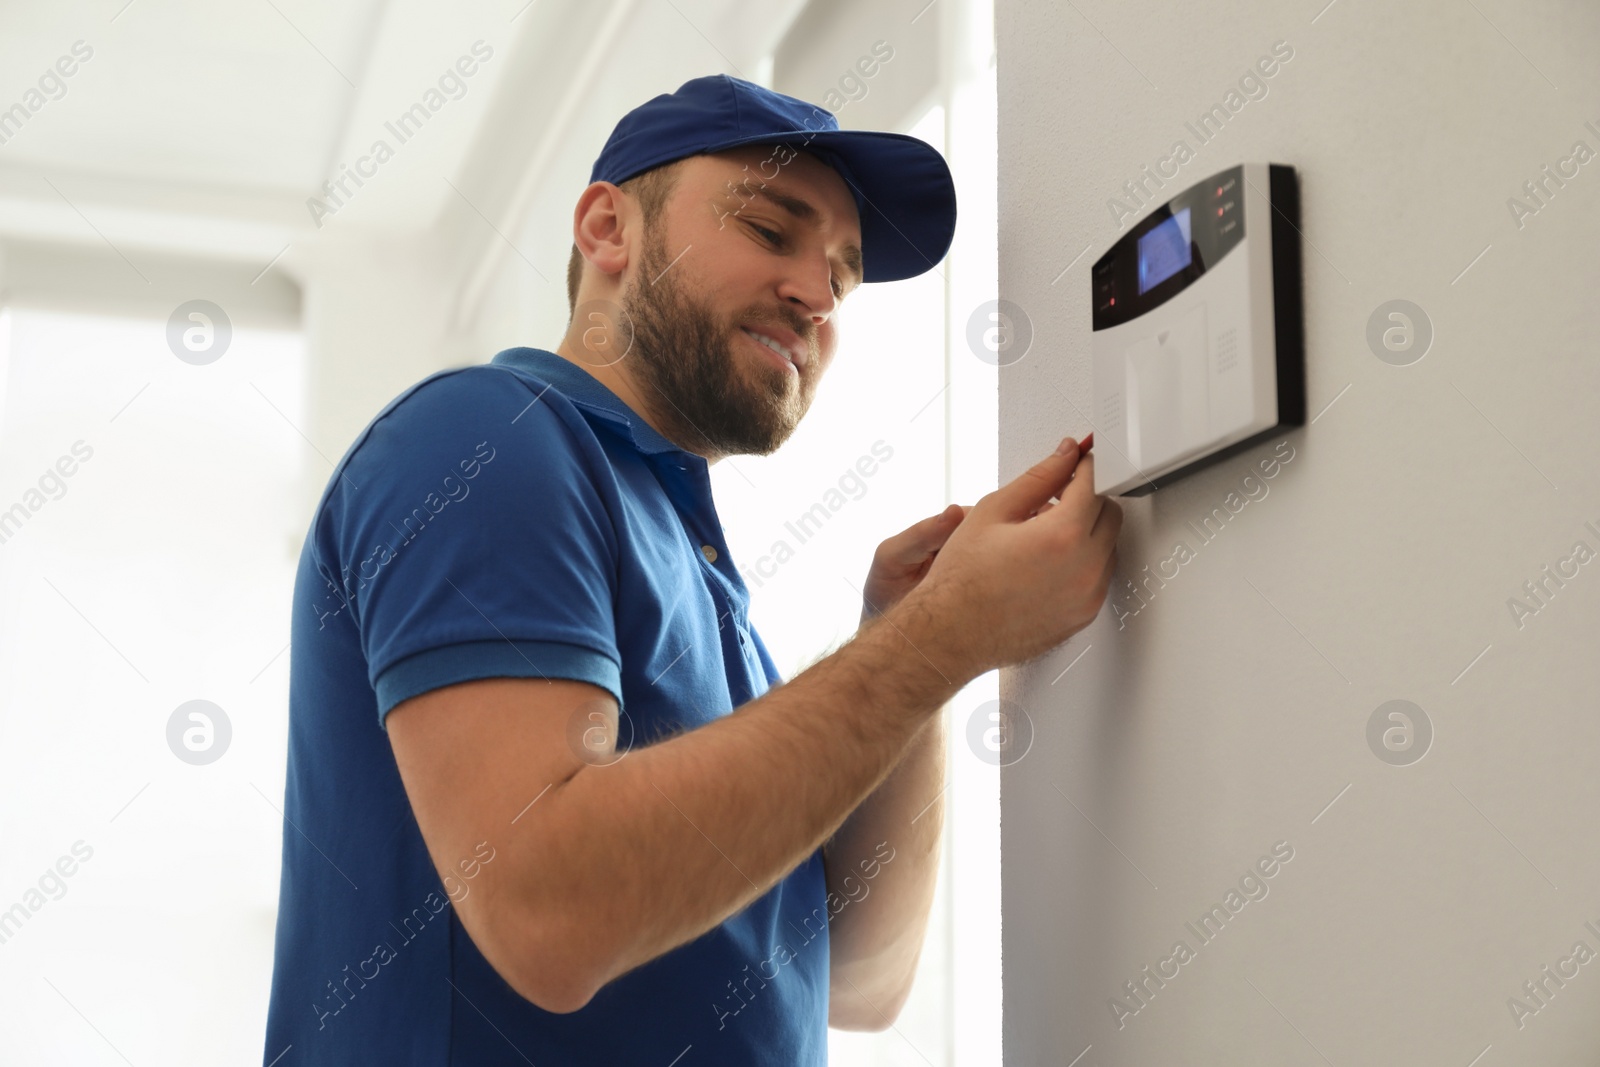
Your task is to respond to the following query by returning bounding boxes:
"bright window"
[0,306,304,1064]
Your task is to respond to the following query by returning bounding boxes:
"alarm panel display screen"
[1137,207,1192,295]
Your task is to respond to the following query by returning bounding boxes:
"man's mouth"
[739,325,806,371]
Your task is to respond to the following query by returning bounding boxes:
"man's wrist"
[858,585,977,710]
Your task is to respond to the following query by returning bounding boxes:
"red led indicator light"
[1109,297,1115,306]
[1216,186,1223,195]
[1217,207,1224,216]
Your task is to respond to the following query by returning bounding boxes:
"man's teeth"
[744,328,793,363]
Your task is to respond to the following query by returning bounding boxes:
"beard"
[612,227,819,457]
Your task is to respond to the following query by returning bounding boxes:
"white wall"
[996,1,1600,1063]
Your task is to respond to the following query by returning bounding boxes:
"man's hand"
[860,503,969,626]
[904,438,1121,679]
[858,434,1097,628]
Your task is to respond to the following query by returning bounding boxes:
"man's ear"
[572,181,632,280]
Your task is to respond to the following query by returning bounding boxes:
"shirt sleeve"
[312,367,623,727]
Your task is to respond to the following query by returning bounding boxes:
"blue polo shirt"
[264,347,830,1065]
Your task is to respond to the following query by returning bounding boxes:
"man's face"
[616,144,863,457]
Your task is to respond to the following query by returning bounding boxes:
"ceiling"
[0,0,813,274]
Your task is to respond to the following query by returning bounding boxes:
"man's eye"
[749,221,843,298]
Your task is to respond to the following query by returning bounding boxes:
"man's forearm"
[823,700,947,1027]
[511,588,970,1005]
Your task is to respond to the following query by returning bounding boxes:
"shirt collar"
[490,346,686,457]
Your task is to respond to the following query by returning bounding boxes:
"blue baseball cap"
[588,74,956,284]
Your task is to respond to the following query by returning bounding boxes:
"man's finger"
[1045,453,1108,529]
[879,503,966,563]
[1091,494,1123,541]
[988,438,1083,521]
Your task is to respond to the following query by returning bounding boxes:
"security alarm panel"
[1090,163,1304,496]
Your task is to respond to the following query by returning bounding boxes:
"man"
[264,74,1121,1065]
